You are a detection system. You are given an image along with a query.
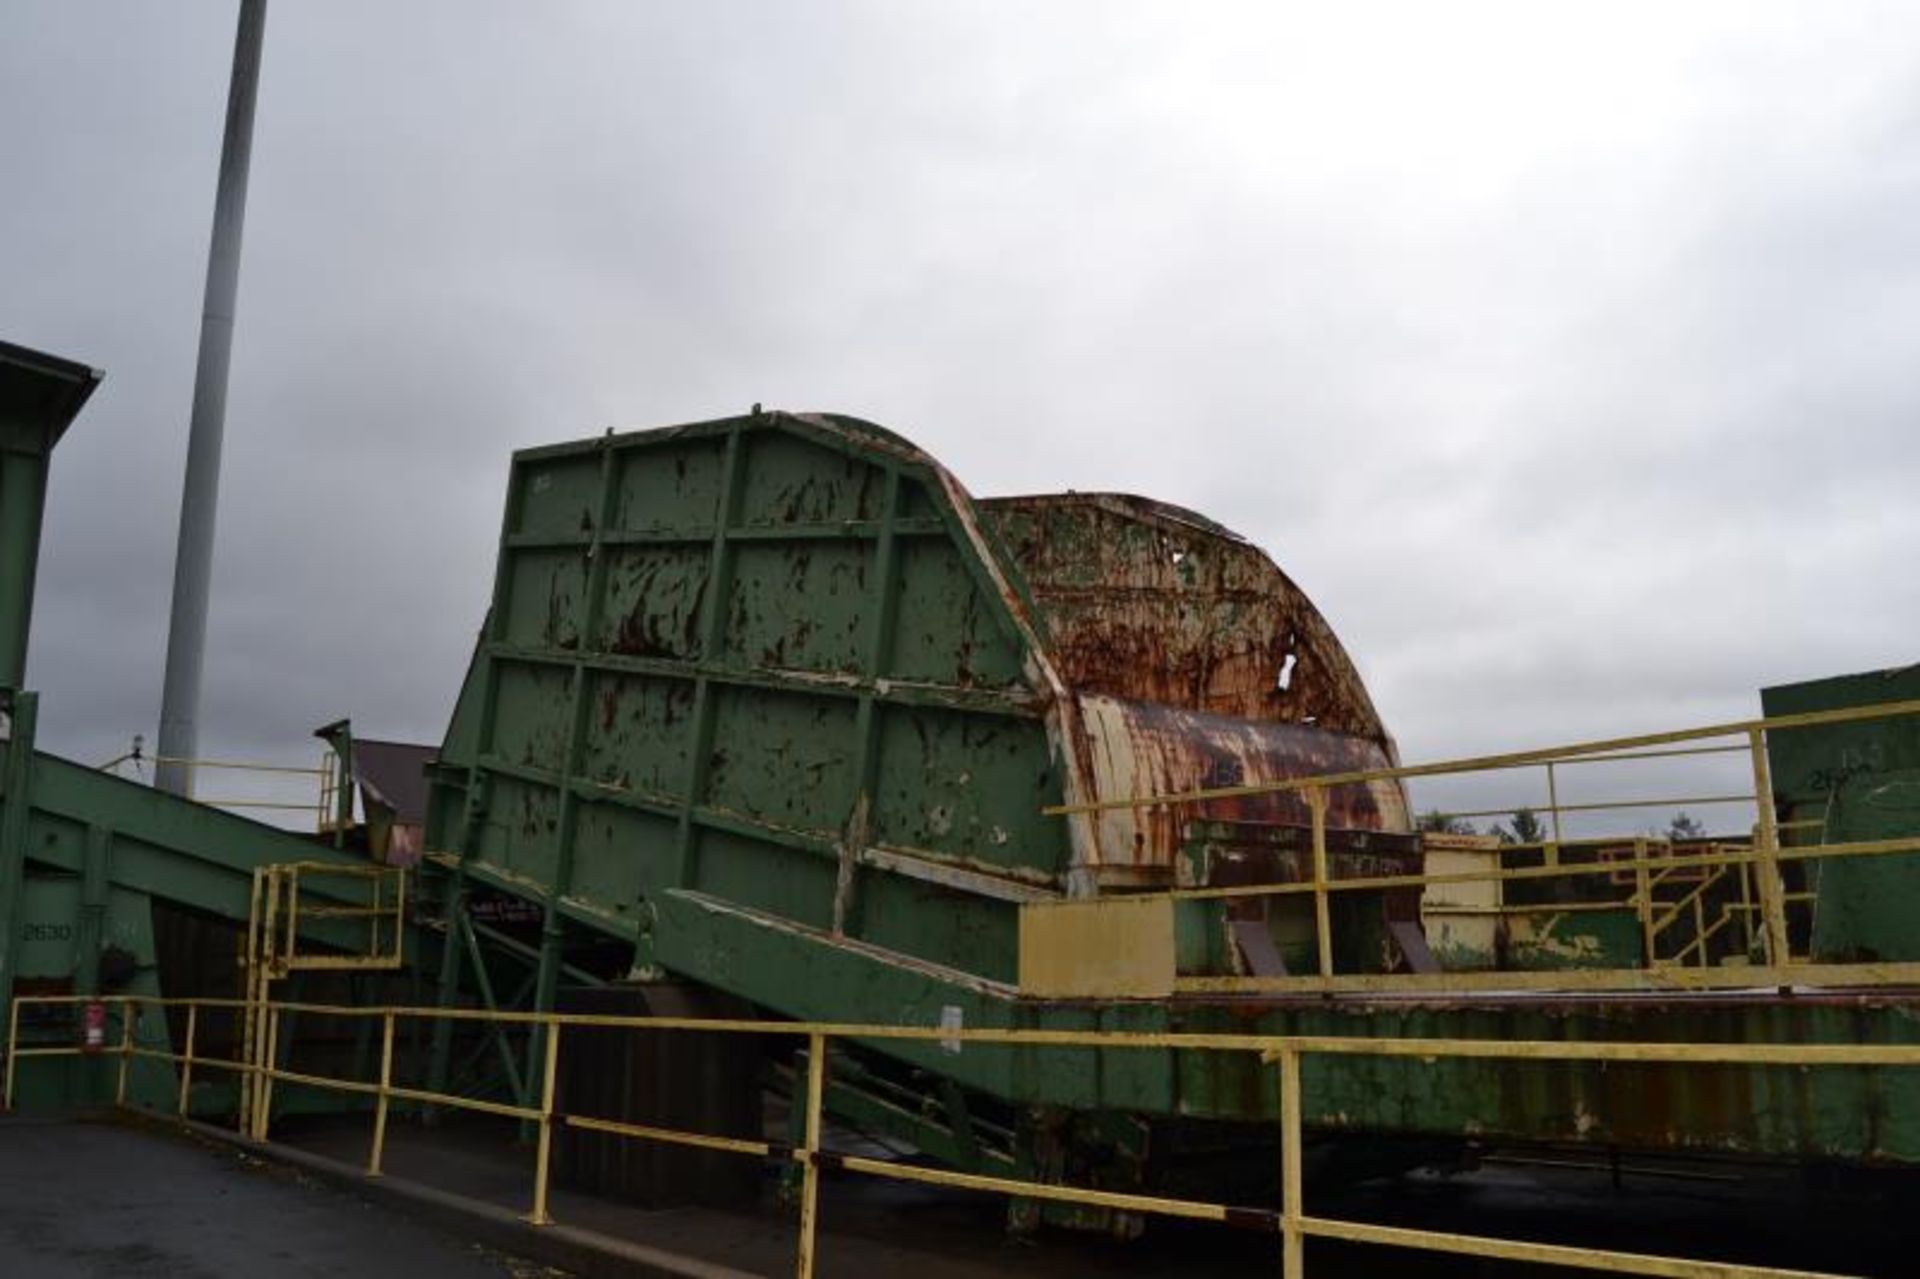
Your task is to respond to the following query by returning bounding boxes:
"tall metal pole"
[156,0,267,797]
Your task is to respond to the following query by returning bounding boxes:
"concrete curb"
[115,1108,761,1279]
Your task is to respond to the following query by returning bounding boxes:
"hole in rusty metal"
[1276,652,1298,691]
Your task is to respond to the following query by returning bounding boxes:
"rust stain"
[977,493,1409,880]
[1073,693,1411,878]
[924,463,1114,892]
[978,492,1394,746]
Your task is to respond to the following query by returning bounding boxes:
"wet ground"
[6,1111,1916,1277]
[0,1116,552,1279]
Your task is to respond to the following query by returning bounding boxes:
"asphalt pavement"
[0,1115,560,1279]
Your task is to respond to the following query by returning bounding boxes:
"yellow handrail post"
[255,1007,280,1140]
[1280,1042,1304,1278]
[246,960,264,1134]
[115,1000,135,1107]
[1692,889,1708,967]
[391,869,407,965]
[249,865,283,1135]
[317,747,333,836]
[368,1011,395,1177]
[249,1003,266,1138]
[177,1003,198,1117]
[4,995,21,1110]
[528,1015,561,1225]
[284,869,301,968]
[1748,728,1790,968]
[1544,761,1562,866]
[239,868,263,1127]
[1633,838,1654,968]
[1738,829,1758,956]
[795,1031,828,1279]
[1308,785,1333,979]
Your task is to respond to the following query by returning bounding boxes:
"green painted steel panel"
[1809,767,1920,962]
[0,744,415,975]
[649,880,1920,1161]
[1764,665,1920,961]
[7,874,176,1112]
[1506,909,1644,971]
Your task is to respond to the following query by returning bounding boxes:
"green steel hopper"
[424,411,1920,1209]
[422,411,1421,1178]
[424,411,1416,997]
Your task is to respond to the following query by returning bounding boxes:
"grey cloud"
[4,1,1917,835]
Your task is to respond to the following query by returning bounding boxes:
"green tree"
[1495,806,1548,846]
[1416,809,1478,836]
[1667,811,1707,841]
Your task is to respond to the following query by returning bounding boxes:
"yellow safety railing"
[237,862,405,1130]
[1646,860,1734,967]
[4,994,254,1116]
[6,991,1909,1279]
[244,862,407,981]
[1043,698,1920,996]
[98,748,337,834]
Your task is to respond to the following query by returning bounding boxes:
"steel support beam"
[667,425,748,897]
[0,341,99,692]
[0,691,39,1017]
[832,466,902,936]
[72,823,113,995]
[0,452,50,694]
[429,463,524,1098]
[526,432,619,1091]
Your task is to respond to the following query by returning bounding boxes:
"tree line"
[1413,806,1709,844]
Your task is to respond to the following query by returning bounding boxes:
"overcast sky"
[4,2,1917,825]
